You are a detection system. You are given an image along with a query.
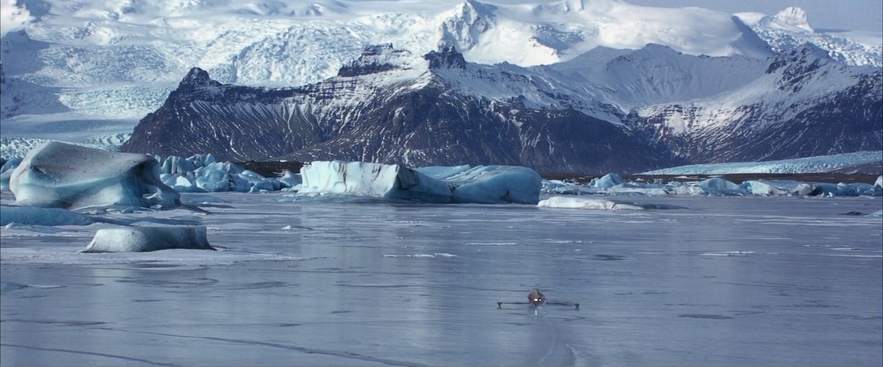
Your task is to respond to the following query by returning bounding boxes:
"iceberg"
[590,173,625,189]
[9,142,180,210]
[299,161,453,203]
[419,165,543,204]
[537,196,684,210]
[0,206,94,226]
[81,226,215,253]
[299,161,542,204]
[0,157,23,191]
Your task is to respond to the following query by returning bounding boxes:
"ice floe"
[81,226,215,253]
[537,196,685,210]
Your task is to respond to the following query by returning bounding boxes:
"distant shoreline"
[232,160,881,185]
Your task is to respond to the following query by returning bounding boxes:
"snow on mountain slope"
[737,7,882,67]
[540,44,766,110]
[635,43,882,163]
[439,0,772,66]
[2,0,880,169]
[5,0,872,124]
[638,44,879,134]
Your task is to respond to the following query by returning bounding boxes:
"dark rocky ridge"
[121,44,882,174]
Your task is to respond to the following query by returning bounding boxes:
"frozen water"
[0,206,94,226]
[9,142,180,210]
[1,191,881,366]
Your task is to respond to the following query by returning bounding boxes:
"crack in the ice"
[0,343,180,367]
[98,328,428,367]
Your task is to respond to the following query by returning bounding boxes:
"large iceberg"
[299,161,453,203]
[298,161,542,204]
[81,226,214,253]
[8,142,180,210]
[417,165,542,204]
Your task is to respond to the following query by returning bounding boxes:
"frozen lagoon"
[2,192,881,366]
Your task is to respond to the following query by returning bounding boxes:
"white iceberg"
[299,161,453,203]
[9,142,180,210]
[0,206,94,226]
[741,180,792,196]
[81,226,215,253]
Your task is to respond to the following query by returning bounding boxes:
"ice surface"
[0,206,93,226]
[1,192,880,366]
[9,142,180,210]
[81,226,214,253]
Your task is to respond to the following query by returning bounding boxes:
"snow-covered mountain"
[0,0,879,122]
[120,43,880,173]
[737,7,882,67]
[2,0,881,173]
[120,45,679,173]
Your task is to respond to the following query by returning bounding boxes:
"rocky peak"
[337,44,415,77]
[178,67,222,90]
[424,46,467,70]
[765,42,831,74]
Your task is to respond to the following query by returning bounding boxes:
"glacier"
[8,141,180,210]
[641,151,883,175]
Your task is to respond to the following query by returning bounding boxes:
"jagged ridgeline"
[121,44,882,174]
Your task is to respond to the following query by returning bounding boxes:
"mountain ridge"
[120,43,881,173]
